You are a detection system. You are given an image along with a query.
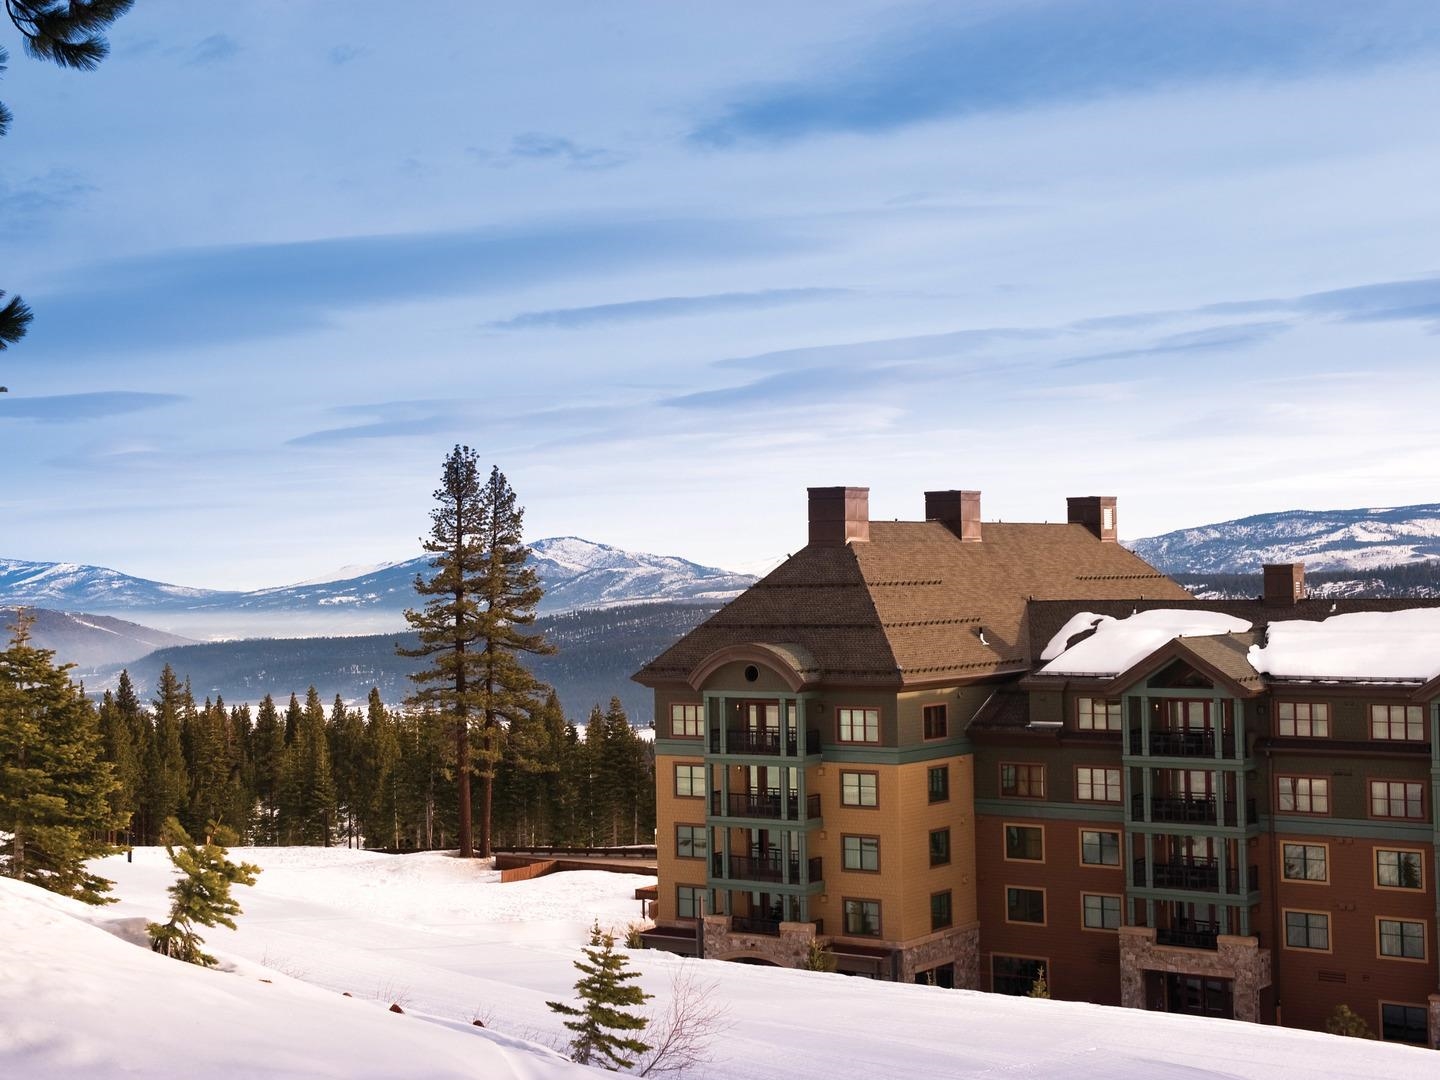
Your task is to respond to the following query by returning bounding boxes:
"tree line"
[96,664,656,853]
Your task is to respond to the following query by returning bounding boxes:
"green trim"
[705,876,823,896]
[1120,753,1254,771]
[1124,821,1261,839]
[654,738,706,757]
[1269,815,1433,841]
[821,741,972,765]
[973,798,1123,823]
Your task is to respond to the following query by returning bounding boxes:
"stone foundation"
[896,922,980,989]
[701,915,817,966]
[1429,993,1440,1050]
[1118,927,1271,1023]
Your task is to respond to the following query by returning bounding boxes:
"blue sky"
[4,1,1440,588]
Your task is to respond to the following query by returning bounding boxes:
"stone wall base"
[1429,993,1440,1050]
[1118,927,1271,1023]
[896,923,980,989]
[701,916,817,966]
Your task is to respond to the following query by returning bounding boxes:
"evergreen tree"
[278,687,335,844]
[0,1,132,371]
[0,614,119,903]
[360,687,401,849]
[547,922,652,1069]
[96,674,144,842]
[147,817,260,967]
[328,694,365,847]
[142,665,189,844]
[250,694,285,843]
[400,449,554,858]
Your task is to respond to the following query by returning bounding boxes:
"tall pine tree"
[400,449,553,858]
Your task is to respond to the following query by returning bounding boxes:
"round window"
[744,664,760,683]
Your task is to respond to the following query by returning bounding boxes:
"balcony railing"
[710,790,821,821]
[1128,728,1237,758]
[1134,858,1261,893]
[1130,794,1257,826]
[714,852,797,883]
[1155,919,1220,950]
[708,727,823,756]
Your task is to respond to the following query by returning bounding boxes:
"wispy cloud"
[692,3,1440,145]
[469,133,628,171]
[715,326,1051,371]
[1053,321,1293,368]
[285,400,469,447]
[189,34,240,66]
[327,45,363,66]
[487,287,851,330]
[23,217,821,356]
[0,392,184,423]
[0,169,95,235]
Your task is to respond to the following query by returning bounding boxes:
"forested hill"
[84,601,718,725]
[1174,560,1440,600]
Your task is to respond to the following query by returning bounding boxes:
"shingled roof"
[634,518,1189,689]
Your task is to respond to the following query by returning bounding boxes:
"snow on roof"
[1249,608,1440,682]
[1040,609,1252,676]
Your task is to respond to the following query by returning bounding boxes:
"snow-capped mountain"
[0,538,755,638]
[1129,503,1440,574]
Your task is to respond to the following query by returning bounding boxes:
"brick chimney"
[1263,563,1305,606]
[925,490,982,542]
[1067,496,1118,542]
[808,486,870,545]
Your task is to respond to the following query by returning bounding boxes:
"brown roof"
[635,520,1188,688]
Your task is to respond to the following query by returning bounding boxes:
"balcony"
[729,915,782,936]
[708,727,822,756]
[710,790,821,821]
[1130,794,1257,827]
[1134,859,1259,893]
[1155,918,1220,950]
[1128,728,1237,758]
[711,853,823,885]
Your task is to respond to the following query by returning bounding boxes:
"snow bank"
[1041,609,1252,675]
[1250,608,1440,681]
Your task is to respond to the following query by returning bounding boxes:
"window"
[1381,1003,1428,1045]
[1284,910,1330,951]
[927,765,949,803]
[1281,843,1327,882]
[837,706,880,744]
[1080,829,1120,867]
[842,835,879,872]
[841,771,878,807]
[927,705,950,743]
[1378,919,1426,960]
[930,890,953,931]
[929,827,951,867]
[1082,893,1121,930]
[1000,763,1045,798]
[1370,704,1424,741]
[1005,824,1043,862]
[675,824,707,859]
[992,956,1046,997]
[1006,887,1045,925]
[1376,849,1424,890]
[843,898,881,936]
[1076,766,1121,803]
[670,703,703,738]
[1370,780,1424,820]
[1277,776,1329,814]
[675,763,704,798]
[923,704,948,739]
[1077,697,1122,731]
[1276,701,1329,738]
[676,885,704,919]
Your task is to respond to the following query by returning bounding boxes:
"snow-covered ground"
[3,847,1436,1078]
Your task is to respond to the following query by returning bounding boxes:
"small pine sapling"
[547,921,652,1069]
[800,938,834,972]
[1026,965,1050,999]
[1325,1004,1373,1039]
[147,818,260,967]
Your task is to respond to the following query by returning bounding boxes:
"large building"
[634,486,1440,1049]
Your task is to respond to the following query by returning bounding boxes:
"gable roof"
[634,520,1189,689]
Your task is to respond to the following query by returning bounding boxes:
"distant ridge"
[0,537,755,638]
[2,607,198,668]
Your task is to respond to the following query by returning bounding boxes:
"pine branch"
[0,292,33,349]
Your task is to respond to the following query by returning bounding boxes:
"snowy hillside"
[6,847,1432,1080]
[1,607,198,668]
[0,538,754,638]
[1130,503,1440,574]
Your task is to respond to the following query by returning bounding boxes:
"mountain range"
[0,537,755,639]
